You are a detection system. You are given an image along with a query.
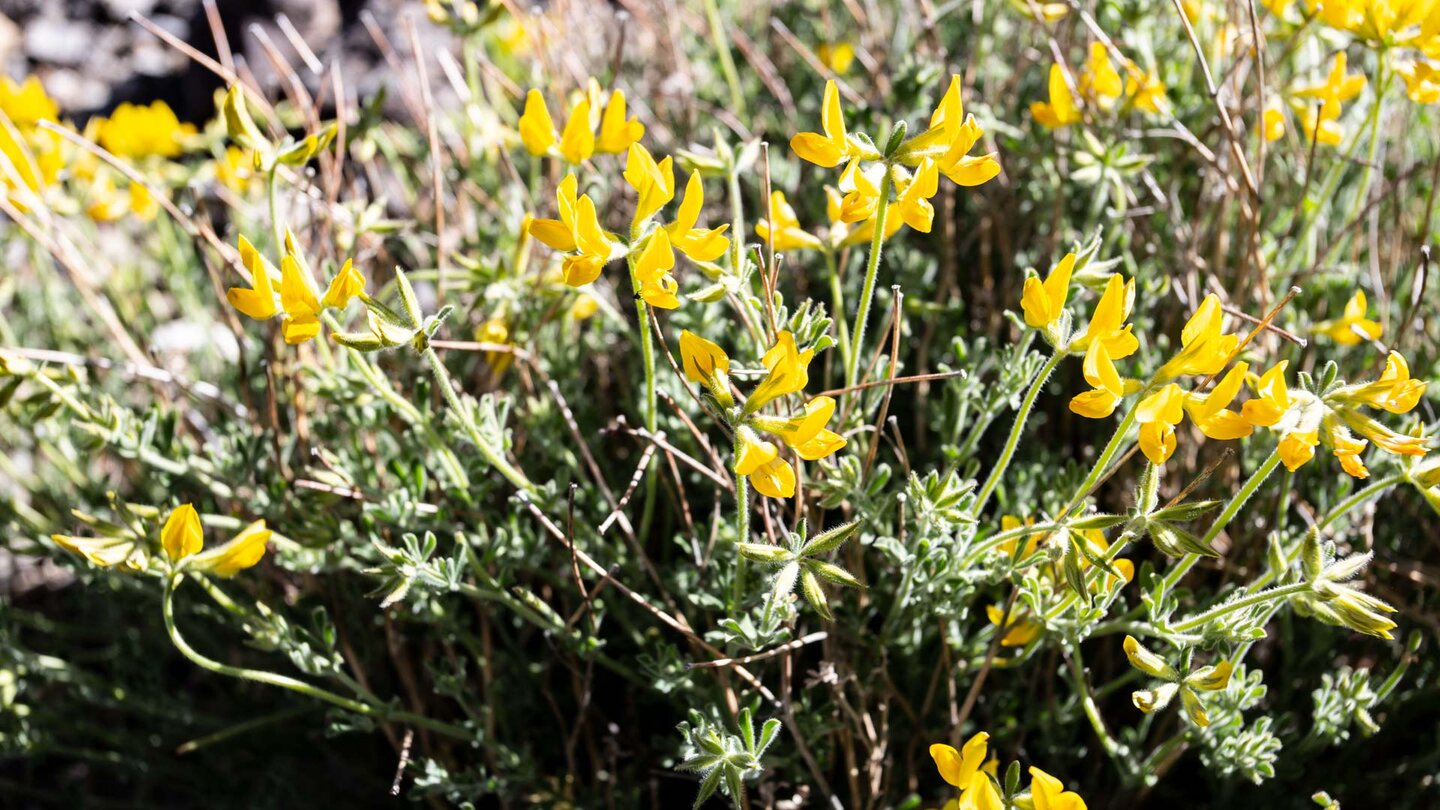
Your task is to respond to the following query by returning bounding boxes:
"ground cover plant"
[2,0,1440,807]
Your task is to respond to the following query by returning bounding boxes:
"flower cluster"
[1123,635,1234,727]
[679,330,845,498]
[1030,43,1169,129]
[930,732,1087,810]
[53,503,270,578]
[225,233,366,345]
[517,78,645,164]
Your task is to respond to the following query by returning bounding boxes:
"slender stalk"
[627,244,660,540]
[731,431,751,612]
[846,169,894,388]
[1067,644,1131,771]
[1069,403,1142,515]
[824,250,852,374]
[422,346,534,493]
[1169,581,1311,633]
[973,350,1064,514]
[701,0,747,120]
[1160,449,1282,591]
[164,575,469,740]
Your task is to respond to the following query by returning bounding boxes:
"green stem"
[731,431,751,613]
[1160,449,1282,592]
[846,168,894,388]
[626,245,660,540]
[422,345,535,493]
[163,575,469,740]
[701,0,747,120]
[1169,581,1311,633]
[1067,644,1130,771]
[974,350,1064,514]
[824,250,852,374]
[1071,404,1142,515]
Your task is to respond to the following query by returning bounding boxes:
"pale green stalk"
[422,346,534,493]
[973,350,1065,514]
[847,169,894,387]
[1159,449,1282,591]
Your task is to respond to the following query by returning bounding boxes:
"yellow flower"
[1029,767,1088,810]
[924,75,1002,187]
[1241,361,1291,426]
[1020,251,1075,329]
[679,330,731,387]
[663,171,730,262]
[96,100,195,159]
[0,76,59,128]
[750,396,846,460]
[791,80,860,167]
[1295,105,1343,146]
[321,259,366,309]
[1262,105,1287,142]
[1069,342,1129,418]
[52,533,147,571]
[1185,363,1254,441]
[987,603,1043,646]
[748,456,797,499]
[1123,62,1169,114]
[83,172,132,222]
[226,235,280,320]
[755,190,824,252]
[837,158,885,222]
[632,227,680,309]
[1071,273,1139,358]
[745,331,814,414]
[185,520,272,577]
[1007,0,1069,21]
[624,143,676,226]
[595,89,644,153]
[892,160,940,233]
[161,504,204,562]
[279,251,324,345]
[557,97,595,165]
[1031,64,1081,129]
[518,89,558,156]
[1400,60,1440,104]
[1279,428,1320,471]
[930,733,1003,810]
[734,427,780,477]
[528,174,619,286]
[1137,384,1185,464]
[1080,43,1124,103]
[1155,294,1237,381]
[816,42,856,74]
[1315,290,1383,345]
[1293,52,1366,122]
[215,146,256,193]
[1336,351,1426,413]
[475,316,514,375]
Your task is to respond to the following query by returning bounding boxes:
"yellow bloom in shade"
[746,331,814,414]
[1137,384,1185,465]
[1400,61,1440,105]
[96,100,196,159]
[755,190,824,252]
[279,252,323,345]
[1029,767,1088,810]
[1156,294,1237,381]
[558,97,595,165]
[987,603,1043,646]
[1031,64,1081,129]
[528,174,618,287]
[893,160,940,233]
[664,172,730,262]
[518,89,557,155]
[52,533,147,571]
[632,228,680,309]
[1071,273,1139,359]
[791,80,859,167]
[226,235,279,320]
[1279,429,1319,471]
[162,504,203,562]
[748,456,797,498]
[1021,252,1075,329]
[1296,106,1343,147]
[596,89,644,153]
[1315,290,1383,345]
[185,520,272,577]
[1338,352,1426,413]
[625,143,676,226]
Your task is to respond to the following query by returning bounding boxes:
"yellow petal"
[558,98,595,165]
[517,89,556,156]
[184,520,271,577]
[321,259,366,309]
[162,503,204,562]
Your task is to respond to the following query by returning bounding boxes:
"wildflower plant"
[2,2,1439,809]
